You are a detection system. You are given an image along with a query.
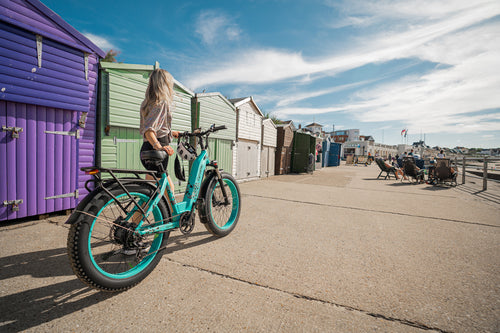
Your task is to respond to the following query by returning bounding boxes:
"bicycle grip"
[213,125,227,131]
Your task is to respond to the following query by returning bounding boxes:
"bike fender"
[199,170,217,199]
[65,179,171,224]
[197,170,218,223]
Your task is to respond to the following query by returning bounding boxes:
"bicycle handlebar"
[180,124,227,138]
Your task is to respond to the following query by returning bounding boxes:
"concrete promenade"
[1,163,499,332]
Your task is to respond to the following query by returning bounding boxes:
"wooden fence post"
[462,156,466,184]
[483,157,488,191]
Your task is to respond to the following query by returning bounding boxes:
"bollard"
[462,156,466,184]
[483,157,488,191]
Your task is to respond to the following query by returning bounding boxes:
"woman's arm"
[144,129,174,155]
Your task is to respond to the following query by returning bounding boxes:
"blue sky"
[43,0,500,148]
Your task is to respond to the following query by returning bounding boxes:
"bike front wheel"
[199,172,241,237]
[67,183,170,291]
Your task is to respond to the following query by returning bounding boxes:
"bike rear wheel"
[67,183,170,291]
[199,172,241,237]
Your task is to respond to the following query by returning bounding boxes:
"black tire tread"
[201,172,241,237]
[67,184,169,292]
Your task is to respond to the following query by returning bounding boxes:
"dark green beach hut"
[291,131,316,173]
[97,62,194,192]
[191,93,237,176]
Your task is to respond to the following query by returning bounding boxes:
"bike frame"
[131,149,210,236]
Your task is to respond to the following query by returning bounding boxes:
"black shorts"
[140,136,169,173]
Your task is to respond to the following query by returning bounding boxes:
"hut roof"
[305,122,323,128]
[276,120,296,131]
[229,96,264,117]
[1,0,105,57]
[196,92,236,110]
[99,62,194,96]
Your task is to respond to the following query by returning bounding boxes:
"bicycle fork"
[213,165,230,205]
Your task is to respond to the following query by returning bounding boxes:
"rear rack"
[81,166,162,217]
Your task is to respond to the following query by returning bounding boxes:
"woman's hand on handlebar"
[163,145,174,156]
[172,131,180,138]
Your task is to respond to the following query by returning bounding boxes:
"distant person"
[408,149,414,156]
[437,150,445,158]
[384,159,406,180]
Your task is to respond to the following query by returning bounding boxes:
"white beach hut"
[261,118,277,177]
[229,97,264,181]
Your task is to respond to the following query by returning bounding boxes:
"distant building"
[360,135,374,142]
[454,146,469,154]
[304,122,323,136]
[330,129,360,143]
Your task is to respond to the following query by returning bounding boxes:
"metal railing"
[453,156,500,191]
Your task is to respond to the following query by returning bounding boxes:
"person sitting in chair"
[384,159,406,180]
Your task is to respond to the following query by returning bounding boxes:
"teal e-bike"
[66,125,241,291]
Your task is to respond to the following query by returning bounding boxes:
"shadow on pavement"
[454,184,500,205]
[0,247,115,332]
[164,230,218,255]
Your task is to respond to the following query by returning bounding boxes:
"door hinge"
[3,199,23,212]
[45,190,79,200]
[79,112,88,128]
[36,35,43,68]
[84,53,89,81]
[2,126,23,139]
[45,130,80,139]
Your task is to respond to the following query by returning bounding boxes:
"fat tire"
[199,172,241,237]
[67,183,170,292]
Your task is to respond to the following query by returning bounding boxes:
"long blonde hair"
[141,68,174,117]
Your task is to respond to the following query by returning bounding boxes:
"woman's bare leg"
[131,174,175,223]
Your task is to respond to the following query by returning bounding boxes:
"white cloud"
[195,11,241,45]
[185,1,500,137]
[325,0,496,27]
[83,32,116,51]
[186,1,500,89]
[275,80,376,107]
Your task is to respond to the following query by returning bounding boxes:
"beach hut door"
[1,104,79,221]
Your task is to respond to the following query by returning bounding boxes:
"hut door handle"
[2,126,23,139]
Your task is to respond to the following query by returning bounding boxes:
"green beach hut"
[191,92,237,176]
[291,131,316,173]
[97,62,194,193]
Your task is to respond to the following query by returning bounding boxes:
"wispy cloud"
[185,0,500,138]
[83,32,116,51]
[275,80,376,107]
[195,10,241,45]
[186,1,499,90]
[324,0,495,27]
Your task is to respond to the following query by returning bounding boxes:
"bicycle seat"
[140,150,168,162]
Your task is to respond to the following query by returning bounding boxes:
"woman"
[385,159,406,180]
[139,68,179,192]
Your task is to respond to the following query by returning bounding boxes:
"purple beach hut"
[0,0,105,221]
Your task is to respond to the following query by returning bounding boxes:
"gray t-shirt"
[140,100,173,144]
